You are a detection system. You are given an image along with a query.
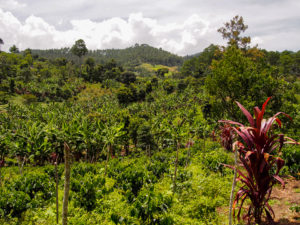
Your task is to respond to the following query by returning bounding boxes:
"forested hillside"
[0,15,299,225]
[30,44,184,67]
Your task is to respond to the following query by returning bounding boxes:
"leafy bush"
[188,196,218,220]
[162,80,174,94]
[43,164,64,181]
[282,145,300,177]
[9,171,54,201]
[115,164,146,198]
[147,160,169,179]
[130,186,173,224]
[71,163,100,177]
[71,172,105,211]
[202,148,233,174]
[173,169,192,193]
[0,188,31,217]
[22,93,37,104]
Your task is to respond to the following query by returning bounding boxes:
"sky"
[0,0,299,55]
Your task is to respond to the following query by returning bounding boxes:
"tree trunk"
[105,144,111,176]
[254,207,262,224]
[17,156,25,175]
[173,141,180,193]
[229,145,237,225]
[62,143,71,225]
[55,158,59,224]
[185,139,191,167]
[125,143,129,156]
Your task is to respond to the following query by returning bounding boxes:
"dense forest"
[30,44,184,67]
[0,16,299,225]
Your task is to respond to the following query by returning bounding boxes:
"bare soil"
[218,177,300,225]
[270,177,300,225]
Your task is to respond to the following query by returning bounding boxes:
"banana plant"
[26,121,51,165]
[163,116,187,193]
[100,120,125,175]
[10,120,31,175]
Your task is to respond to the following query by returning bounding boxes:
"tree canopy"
[71,39,88,59]
[217,15,251,49]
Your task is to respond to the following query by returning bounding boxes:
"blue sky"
[0,0,299,55]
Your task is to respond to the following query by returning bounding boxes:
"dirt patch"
[270,177,300,224]
[217,177,300,224]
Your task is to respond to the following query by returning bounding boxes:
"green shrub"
[163,80,174,94]
[201,148,233,174]
[146,160,169,179]
[115,164,146,197]
[130,186,173,224]
[9,172,54,201]
[188,196,218,221]
[71,163,100,177]
[282,145,300,177]
[0,188,31,217]
[22,93,37,104]
[71,172,105,211]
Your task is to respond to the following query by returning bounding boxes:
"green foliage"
[0,188,31,217]
[137,123,156,152]
[156,68,169,78]
[9,171,54,201]
[162,80,174,94]
[9,45,19,54]
[0,23,299,225]
[177,79,188,92]
[218,15,250,49]
[71,39,88,58]
[114,162,147,198]
[181,44,219,79]
[201,148,233,174]
[22,93,37,104]
[282,145,300,177]
[188,196,218,220]
[130,185,173,224]
[117,71,136,85]
[205,46,285,121]
[32,43,183,67]
[71,172,105,211]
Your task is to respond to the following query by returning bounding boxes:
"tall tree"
[217,15,251,50]
[71,39,88,60]
[0,38,4,51]
[9,45,19,53]
[205,46,282,121]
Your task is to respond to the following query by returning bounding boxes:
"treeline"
[30,44,183,67]
[182,45,300,82]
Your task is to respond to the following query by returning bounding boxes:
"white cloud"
[0,9,213,55]
[1,0,299,55]
[0,0,26,10]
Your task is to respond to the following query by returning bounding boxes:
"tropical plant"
[219,124,236,151]
[219,97,298,224]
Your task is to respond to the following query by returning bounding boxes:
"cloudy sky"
[0,0,299,55]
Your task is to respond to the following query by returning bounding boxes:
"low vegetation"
[0,15,299,224]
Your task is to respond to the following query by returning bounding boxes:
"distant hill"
[31,44,184,67]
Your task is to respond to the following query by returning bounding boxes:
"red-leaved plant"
[219,97,298,224]
[219,124,236,151]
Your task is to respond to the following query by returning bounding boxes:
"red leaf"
[275,118,282,128]
[273,175,285,188]
[235,101,255,127]
[218,120,244,127]
[275,157,285,175]
[253,106,261,121]
[256,97,271,129]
